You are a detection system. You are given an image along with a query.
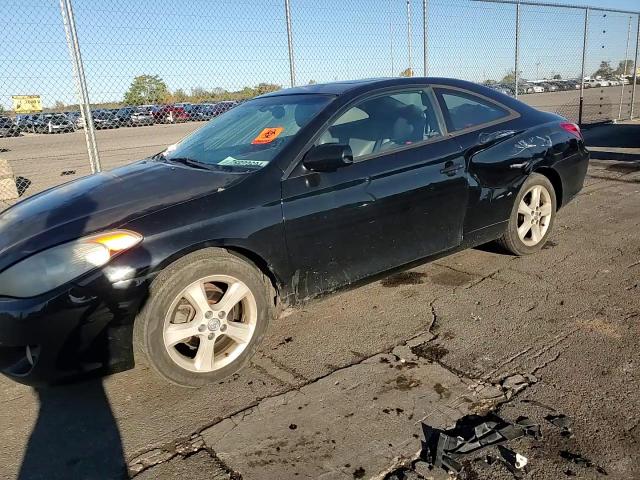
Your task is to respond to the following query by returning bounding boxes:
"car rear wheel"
[134,248,275,387]
[497,173,556,255]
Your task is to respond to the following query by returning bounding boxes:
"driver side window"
[315,89,443,160]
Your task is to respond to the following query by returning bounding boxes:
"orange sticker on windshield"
[252,127,284,144]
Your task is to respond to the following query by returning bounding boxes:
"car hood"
[0,160,243,271]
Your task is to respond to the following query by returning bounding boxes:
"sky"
[1,0,639,109]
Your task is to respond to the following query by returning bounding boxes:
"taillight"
[560,122,582,140]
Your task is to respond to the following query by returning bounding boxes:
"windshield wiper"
[165,157,213,170]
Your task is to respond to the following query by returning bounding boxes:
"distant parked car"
[114,107,136,127]
[14,114,40,132]
[488,85,514,97]
[540,82,558,92]
[564,80,581,90]
[519,83,535,94]
[0,116,20,137]
[33,113,75,134]
[179,104,200,121]
[92,111,119,129]
[585,79,609,88]
[213,101,238,116]
[153,105,189,123]
[192,103,218,120]
[130,107,155,126]
[551,82,571,91]
[65,111,80,123]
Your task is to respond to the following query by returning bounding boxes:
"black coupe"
[0,78,589,387]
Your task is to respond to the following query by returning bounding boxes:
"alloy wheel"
[162,275,257,373]
[517,184,553,246]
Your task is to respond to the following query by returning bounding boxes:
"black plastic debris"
[545,413,573,438]
[497,445,528,479]
[420,413,540,474]
[560,451,608,475]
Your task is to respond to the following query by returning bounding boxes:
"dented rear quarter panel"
[463,120,588,232]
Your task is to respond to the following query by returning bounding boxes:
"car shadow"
[588,150,640,163]
[15,186,149,479]
[473,241,511,256]
[18,380,128,480]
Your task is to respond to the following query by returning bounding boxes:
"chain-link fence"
[1,0,639,210]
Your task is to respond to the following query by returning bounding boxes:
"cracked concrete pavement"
[0,122,638,479]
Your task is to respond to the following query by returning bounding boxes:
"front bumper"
[0,267,152,386]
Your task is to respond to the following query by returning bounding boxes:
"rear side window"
[435,88,510,132]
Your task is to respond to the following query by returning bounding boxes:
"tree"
[552,74,562,80]
[172,88,188,102]
[399,68,413,77]
[123,74,169,105]
[500,69,522,84]
[308,79,317,85]
[593,61,613,78]
[615,59,634,75]
[190,87,208,102]
[254,83,281,95]
[53,100,66,111]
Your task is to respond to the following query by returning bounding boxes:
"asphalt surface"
[0,122,638,479]
[0,84,638,209]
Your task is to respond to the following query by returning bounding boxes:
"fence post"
[59,0,101,173]
[618,16,632,120]
[578,7,589,126]
[390,0,395,76]
[284,0,296,87]
[514,1,520,98]
[407,0,413,76]
[631,14,640,119]
[423,0,429,76]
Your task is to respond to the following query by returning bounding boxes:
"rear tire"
[497,173,556,256]
[134,248,275,387]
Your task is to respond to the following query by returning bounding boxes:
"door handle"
[440,161,463,176]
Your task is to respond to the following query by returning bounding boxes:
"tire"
[497,173,557,256]
[134,248,275,387]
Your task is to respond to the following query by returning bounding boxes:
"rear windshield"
[163,94,333,172]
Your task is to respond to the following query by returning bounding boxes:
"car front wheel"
[497,173,556,255]
[134,248,275,387]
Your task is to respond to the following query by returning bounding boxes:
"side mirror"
[303,144,353,172]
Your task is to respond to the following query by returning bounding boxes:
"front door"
[281,87,468,299]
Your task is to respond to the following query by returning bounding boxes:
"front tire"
[134,248,275,387]
[497,173,556,256]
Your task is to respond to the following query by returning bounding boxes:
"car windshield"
[163,94,333,172]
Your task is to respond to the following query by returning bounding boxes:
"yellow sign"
[12,95,42,113]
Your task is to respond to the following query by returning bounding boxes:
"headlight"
[0,230,142,298]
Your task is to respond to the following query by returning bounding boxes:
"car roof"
[257,77,489,98]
